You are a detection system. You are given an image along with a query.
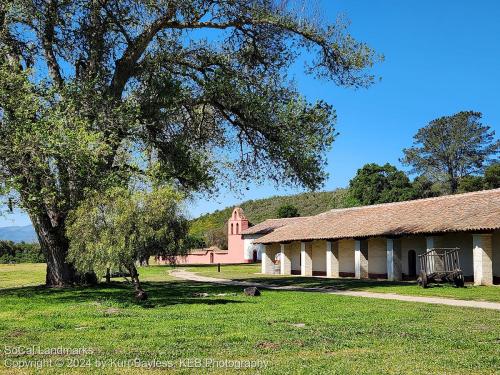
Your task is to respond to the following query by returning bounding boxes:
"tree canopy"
[0,1,380,286]
[484,163,500,189]
[348,163,414,205]
[277,204,300,218]
[401,111,499,193]
[457,163,500,193]
[67,186,188,299]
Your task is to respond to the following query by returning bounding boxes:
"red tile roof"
[254,189,500,244]
[241,217,309,235]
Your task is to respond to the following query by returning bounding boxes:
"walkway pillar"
[261,245,273,274]
[473,234,493,286]
[426,236,442,251]
[326,241,339,278]
[280,243,292,275]
[425,235,444,273]
[355,239,368,279]
[386,238,402,281]
[301,241,313,276]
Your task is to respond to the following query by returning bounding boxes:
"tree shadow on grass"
[0,280,248,308]
[230,276,469,292]
[230,276,418,291]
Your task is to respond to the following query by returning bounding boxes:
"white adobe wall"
[312,240,327,273]
[242,234,263,261]
[339,239,355,274]
[262,243,281,274]
[439,232,474,277]
[401,236,427,275]
[261,230,499,280]
[368,237,387,275]
[266,243,280,261]
[400,233,488,278]
[290,242,301,272]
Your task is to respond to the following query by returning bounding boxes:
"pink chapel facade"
[166,207,263,265]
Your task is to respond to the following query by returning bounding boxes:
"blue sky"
[1,0,499,226]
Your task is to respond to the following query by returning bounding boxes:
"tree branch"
[0,2,23,68]
[108,5,177,98]
[98,0,132,45]
[107,12,332,99]
[41,0,63,87]
[86,0,107,80]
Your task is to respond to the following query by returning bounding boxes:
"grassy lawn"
[0,264,499,374]
[183,264,500,303]
[0,263,47,289]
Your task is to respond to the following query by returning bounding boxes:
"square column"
[355,239,368,279]
[386,238,402,281]
[326,241,339,278]
[280,243,292,275]
[473,234,493,286]
[301,241,313,276]
[426,236,435,250]
[261,245,273,274]
[425,236,444,273]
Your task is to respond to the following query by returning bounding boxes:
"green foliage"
[410,175,441,199]
[205,227,228,250]
[458,175,485,193]
[67,186,188,278]
[184,235,206,250]
[0,67,123,216]
[484,163,500,189]
[0,1,380,284]
[402,111,499,193]
[0,241,44,264]
[189,188,352,241]
[457,163,500,193]
[277,204,300,218]
[349,163,414,205]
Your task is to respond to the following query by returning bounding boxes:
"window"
[231,223,234,235]
[236,223,239,234]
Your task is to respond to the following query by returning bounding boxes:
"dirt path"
[170,269,500,311]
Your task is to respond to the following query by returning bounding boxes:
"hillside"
[189,188,353,238]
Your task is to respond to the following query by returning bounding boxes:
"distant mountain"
[0,225,38,243]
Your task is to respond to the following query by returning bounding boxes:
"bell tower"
[227,207,249,262]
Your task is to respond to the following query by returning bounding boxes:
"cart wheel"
[454,274,465,288]
[417,271,428,288]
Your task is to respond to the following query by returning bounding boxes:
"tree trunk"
[105,268,111,283]
[139,255,149,266]
[32,213,97,287]
[450,178,458,194]
[126,264,147,301]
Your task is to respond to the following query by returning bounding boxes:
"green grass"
[0,264,499,374]
[184,264,500,303]
[0,263,46,289]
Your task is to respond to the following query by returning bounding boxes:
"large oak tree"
[0,0,379,286]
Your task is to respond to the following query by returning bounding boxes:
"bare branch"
[98,0,132,45]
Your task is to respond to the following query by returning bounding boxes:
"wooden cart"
[417,248,464,288]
